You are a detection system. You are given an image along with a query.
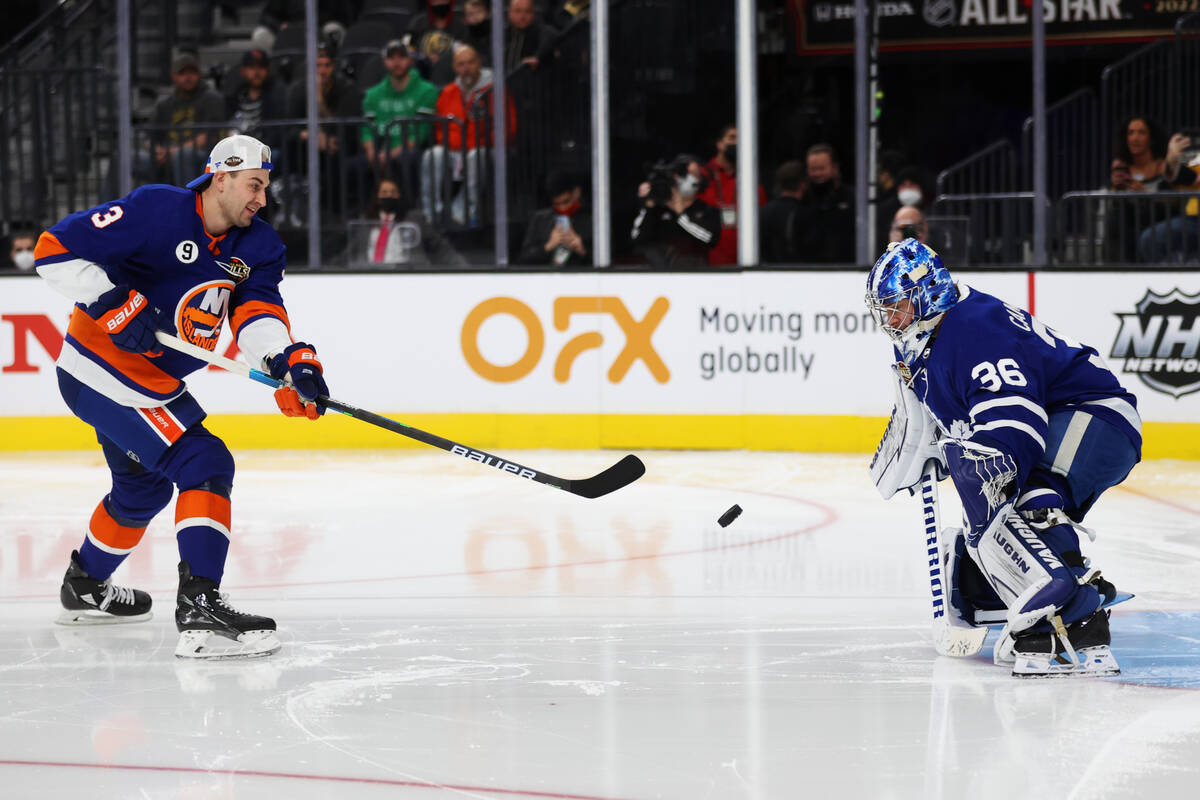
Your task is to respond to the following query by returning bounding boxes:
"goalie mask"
[865,238,958,365]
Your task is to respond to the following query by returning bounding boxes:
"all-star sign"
[1111,289,1200,399]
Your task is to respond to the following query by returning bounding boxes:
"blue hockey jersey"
[908,285,1142,489]
[35,184,295,407]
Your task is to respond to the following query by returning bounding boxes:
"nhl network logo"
[1111,289,1200,398]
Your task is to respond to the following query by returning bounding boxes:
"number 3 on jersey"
[90,206,124,228]
[971,358,1027,391]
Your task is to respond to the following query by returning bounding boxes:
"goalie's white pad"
[871,372,945,499]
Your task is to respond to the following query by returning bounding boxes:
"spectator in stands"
[759,160,809,265]
[506,0,558,73]
[406,0,469,88]
[4,229,37,272]
[888,204,929,244]
[517,171,591,266]
[699,124,766,266]
[285,41,366,220]
[360,177,467,267]
[421,44,517,226]
[1111,115,1167,192]
[137,51,226,187]
[288,41,364,127]
[1137,131,1200,263]
[224,48,288,140]
[361,40,440,206]
[1107,115,1167,262]
[795,143,855,263]
[463,0,493,64]
[630,154,722,267]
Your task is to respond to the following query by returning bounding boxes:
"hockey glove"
[267,342,327,420]
[85,286,163,355]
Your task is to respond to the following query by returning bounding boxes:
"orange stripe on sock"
[89,502,147,551]
[175,489,231,529]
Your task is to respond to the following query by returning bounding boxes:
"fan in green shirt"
[361,41,440,168]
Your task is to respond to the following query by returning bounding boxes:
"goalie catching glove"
[870,369,946,499]
[267,342,327,420]
[85,286,164,355]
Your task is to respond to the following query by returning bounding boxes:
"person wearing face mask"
[893,167,926,210]
[362,177,466,267]
[517,172,592,266]
[797,143,855,264]
[405,0,469,87]
[699,124,766,266]
[631,154,723,267]
[6,230,38,271]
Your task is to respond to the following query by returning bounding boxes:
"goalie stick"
[920,460,989,658]
[154,332,645,499]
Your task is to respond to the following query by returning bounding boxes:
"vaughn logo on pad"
[1111,289,1200,398]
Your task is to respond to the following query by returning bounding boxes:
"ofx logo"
[1111,288,1200,398]
[461,296,670,383]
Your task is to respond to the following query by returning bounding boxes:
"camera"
[646,160,677,206]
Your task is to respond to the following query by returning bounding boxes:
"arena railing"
[1055,189,1200,266]
[929,192,1039,266]
[934,140,1019,200]
[1019,88,1103,200]
[0,66,112,231]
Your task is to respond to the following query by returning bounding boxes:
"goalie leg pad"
[949,532,1005,626]
[970,513,1100,633]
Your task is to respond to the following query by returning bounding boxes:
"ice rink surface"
[2,449,1200,799]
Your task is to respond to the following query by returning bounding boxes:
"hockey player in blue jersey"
[865,238,1142,676]
[34,134,330,659]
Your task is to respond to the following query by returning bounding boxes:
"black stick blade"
[568,454,646,498]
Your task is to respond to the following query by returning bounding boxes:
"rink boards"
[1,270,1198,457]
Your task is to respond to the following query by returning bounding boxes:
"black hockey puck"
[717,504,743,528]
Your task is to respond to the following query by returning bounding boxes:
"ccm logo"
[451,444,537,479]
[105,293,145,332]
[461,296,670,384]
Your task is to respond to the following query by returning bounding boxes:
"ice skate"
[57,550,152,625]
[174,561,280,660]
[1012,609,1119,678]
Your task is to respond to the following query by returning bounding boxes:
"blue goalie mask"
[865,238,959,364]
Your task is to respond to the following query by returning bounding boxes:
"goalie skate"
[174,561,280,660]
[1011,609,1119,678]
[57,550,152,626]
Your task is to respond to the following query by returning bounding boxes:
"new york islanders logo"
[175,280,234,352]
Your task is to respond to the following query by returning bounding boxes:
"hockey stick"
[154,332,645,499]
[920,460,989,658]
